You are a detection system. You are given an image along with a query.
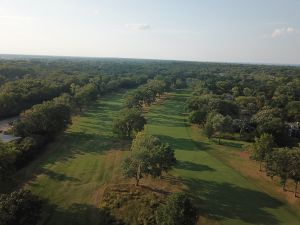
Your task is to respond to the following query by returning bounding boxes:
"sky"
[0,0,300,64]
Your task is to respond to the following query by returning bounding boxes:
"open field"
[145,90,300,225]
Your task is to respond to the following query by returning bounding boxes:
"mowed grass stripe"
[145,90,300,225]
[16,92,127,225]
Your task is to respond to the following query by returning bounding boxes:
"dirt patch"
[239,151,250,158]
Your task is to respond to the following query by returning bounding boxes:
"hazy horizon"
[1,0,300,65]
[1,53,300,67]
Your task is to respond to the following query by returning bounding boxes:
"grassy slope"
[16,92,127,225]
[145,90,300,225]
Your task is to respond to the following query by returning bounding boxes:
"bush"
[14,135,47,168]
[0,190,43,225]
[155,193,198,225]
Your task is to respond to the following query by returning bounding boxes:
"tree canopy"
[122,132,176,186]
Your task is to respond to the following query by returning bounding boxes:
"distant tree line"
[0,74,149,119]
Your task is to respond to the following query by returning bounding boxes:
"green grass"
[16,92,127,225]
[145,90,300,225]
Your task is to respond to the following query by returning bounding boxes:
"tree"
[155,193,198,225]
[71,83,98,112]
[113,108,146,139]
[265,148,290,191]
[286,101,300,121]
[205,113,232,144]
[265,147,300,196]
[203,122,214,140]
[188,107,208,126]
[231,86,240,97]
[252,133,276,171]
[122,132,176,185]
[13,101,71,138]
[208,99,239,118]
[0,142,16,182]
[243,87,252,96]
[0,190,43,225]
[288,149,300,197]
[251,107,286,145]
[122,155,144,186]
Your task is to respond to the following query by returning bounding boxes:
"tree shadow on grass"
[140,185,171,195]
[9,131,118,192]
[211,139,244,149]
[146,117,185,127]
[157,134,212,152]
[176,160,215,172]
[183,178,283,225]
[41,202,123,225]
[42,169,80,182]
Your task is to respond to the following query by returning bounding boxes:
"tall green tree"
[122,132,176,185]
[252,133,276,171]
[113,108,146,139]
[205,113,233,144]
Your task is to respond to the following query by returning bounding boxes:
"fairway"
[145,90,300,225]
[17,92,127,225]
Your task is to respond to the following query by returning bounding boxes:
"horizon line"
[0,53,299,68]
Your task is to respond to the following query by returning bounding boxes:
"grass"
[145,89,300,225]
[15,92,128,225]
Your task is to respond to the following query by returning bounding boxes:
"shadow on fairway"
[157,134,212,151]
[176,160,215,172]
[7,132,111,191]
[42,203,121,225]
[211,139,244,149]
[42,169,80,182]
[183,178,283,225]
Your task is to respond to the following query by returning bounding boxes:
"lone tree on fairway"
[252,133,276,171]
[155,193,198,225]
[122,132,176,186]
[113,108,146,139]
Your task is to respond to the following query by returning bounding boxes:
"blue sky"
[0,0,300,64]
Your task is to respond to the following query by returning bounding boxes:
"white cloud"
[286,27,295,33]
[271,27,297,38]
[125,23,151,30]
